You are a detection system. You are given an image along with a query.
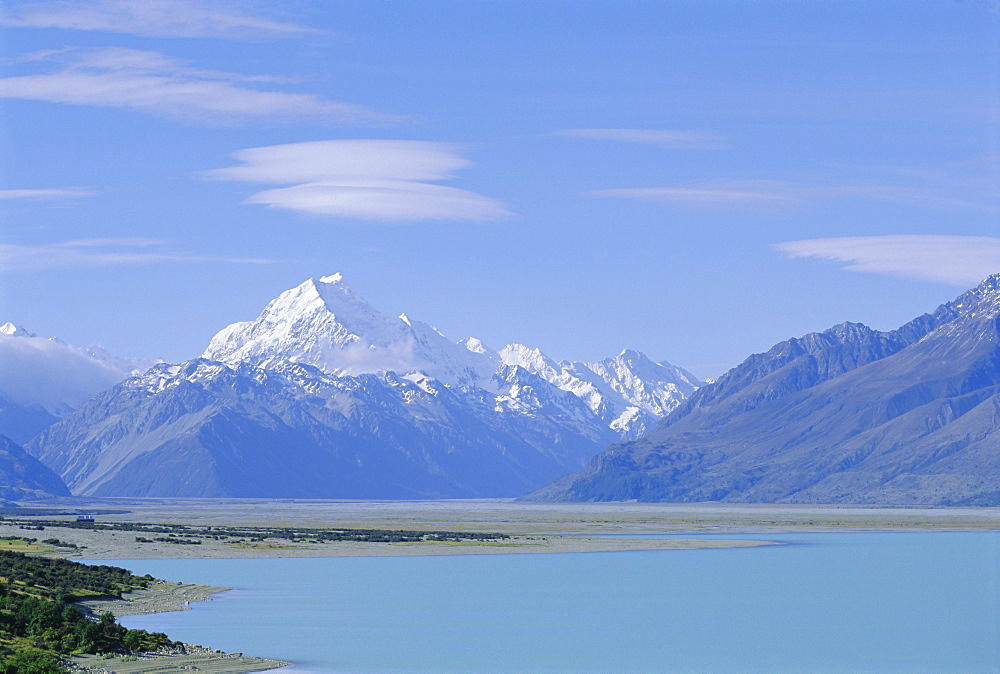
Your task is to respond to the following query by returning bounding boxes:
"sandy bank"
[76,581,231,617]
[65,645,289,673]
[0,519,777,560]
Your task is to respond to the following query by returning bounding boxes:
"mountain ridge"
[535,273,1000,505]
[0,434,70,500]
[27,274,702,498]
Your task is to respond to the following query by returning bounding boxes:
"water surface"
[108,532,1000,672]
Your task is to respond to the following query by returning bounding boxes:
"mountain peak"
[929,271,1000,324]
[615,348,650,363]
[303,274,369,310]
[0,322,32,337]
[978,272,1000,290]
[460,337,493,355]
[823,321,874,339]
[202,275,498,387]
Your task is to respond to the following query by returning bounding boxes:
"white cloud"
[205,140,510,222]
[556,128,723,149]
[0,0,315,39]
[0,187,94,200]
[0,47,391,123]
[204,140,469,184]
[589,180,938,211]
[0,238,274,273]
[773,235,1000,286]
[0,330,151,414]
[591,180,800,209]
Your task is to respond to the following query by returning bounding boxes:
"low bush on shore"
[0,550,177,672]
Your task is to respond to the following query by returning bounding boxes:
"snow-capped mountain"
[202,274,700,439]
[0,323,155,443]
[203,274,496,389]
[29,274,703,498]
[499,344,701,438]
[31,358,611,498]
[538,273,1000,505]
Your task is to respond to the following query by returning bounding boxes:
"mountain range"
[25,275,701,498]
[10,272,1000,505]
[536,274,1000,505]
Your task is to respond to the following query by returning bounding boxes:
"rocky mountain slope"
[28,275,701,498]
[537,274,1000,505]
[0,435,70,500]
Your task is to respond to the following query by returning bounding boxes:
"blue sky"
[1,0,998,378]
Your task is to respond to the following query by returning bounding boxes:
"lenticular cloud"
[204,140,510,222]
[774,235,1000,286]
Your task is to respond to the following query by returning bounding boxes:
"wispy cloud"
[204,140,510,222]
[773,235,1000,286]
[0,187,95,201]
[589,179,956,212]
[0,0,316,39]
[0,47,392,123]
[589,150,1000,214]
[591,180,800,209]
[0,238,274,273]
[556,128,723,150]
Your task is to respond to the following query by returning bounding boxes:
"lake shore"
[6,498,996,672]
[67,582,292,673]
[64,645,290,673]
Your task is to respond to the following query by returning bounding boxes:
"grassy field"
[0,538,53,554]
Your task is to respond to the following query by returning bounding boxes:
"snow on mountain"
[538,273,1000,505]
[0,323,31,337]
[31,357,612,498]
[202,274,702,439]
[203,274,496,389]
[499,344,702,438]
[577,350,701,434]
[27,273,704,498]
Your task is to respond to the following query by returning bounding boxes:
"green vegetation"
[5,517,510,545]
[0,550,178,671]
[0,537,49,554]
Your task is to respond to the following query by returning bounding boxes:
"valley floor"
[4,498,998,561]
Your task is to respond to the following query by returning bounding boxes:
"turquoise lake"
[103,532,1000,672]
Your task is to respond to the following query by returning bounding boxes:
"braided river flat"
[105,531,1000,672]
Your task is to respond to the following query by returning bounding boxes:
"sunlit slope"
[542,275,1000,505]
